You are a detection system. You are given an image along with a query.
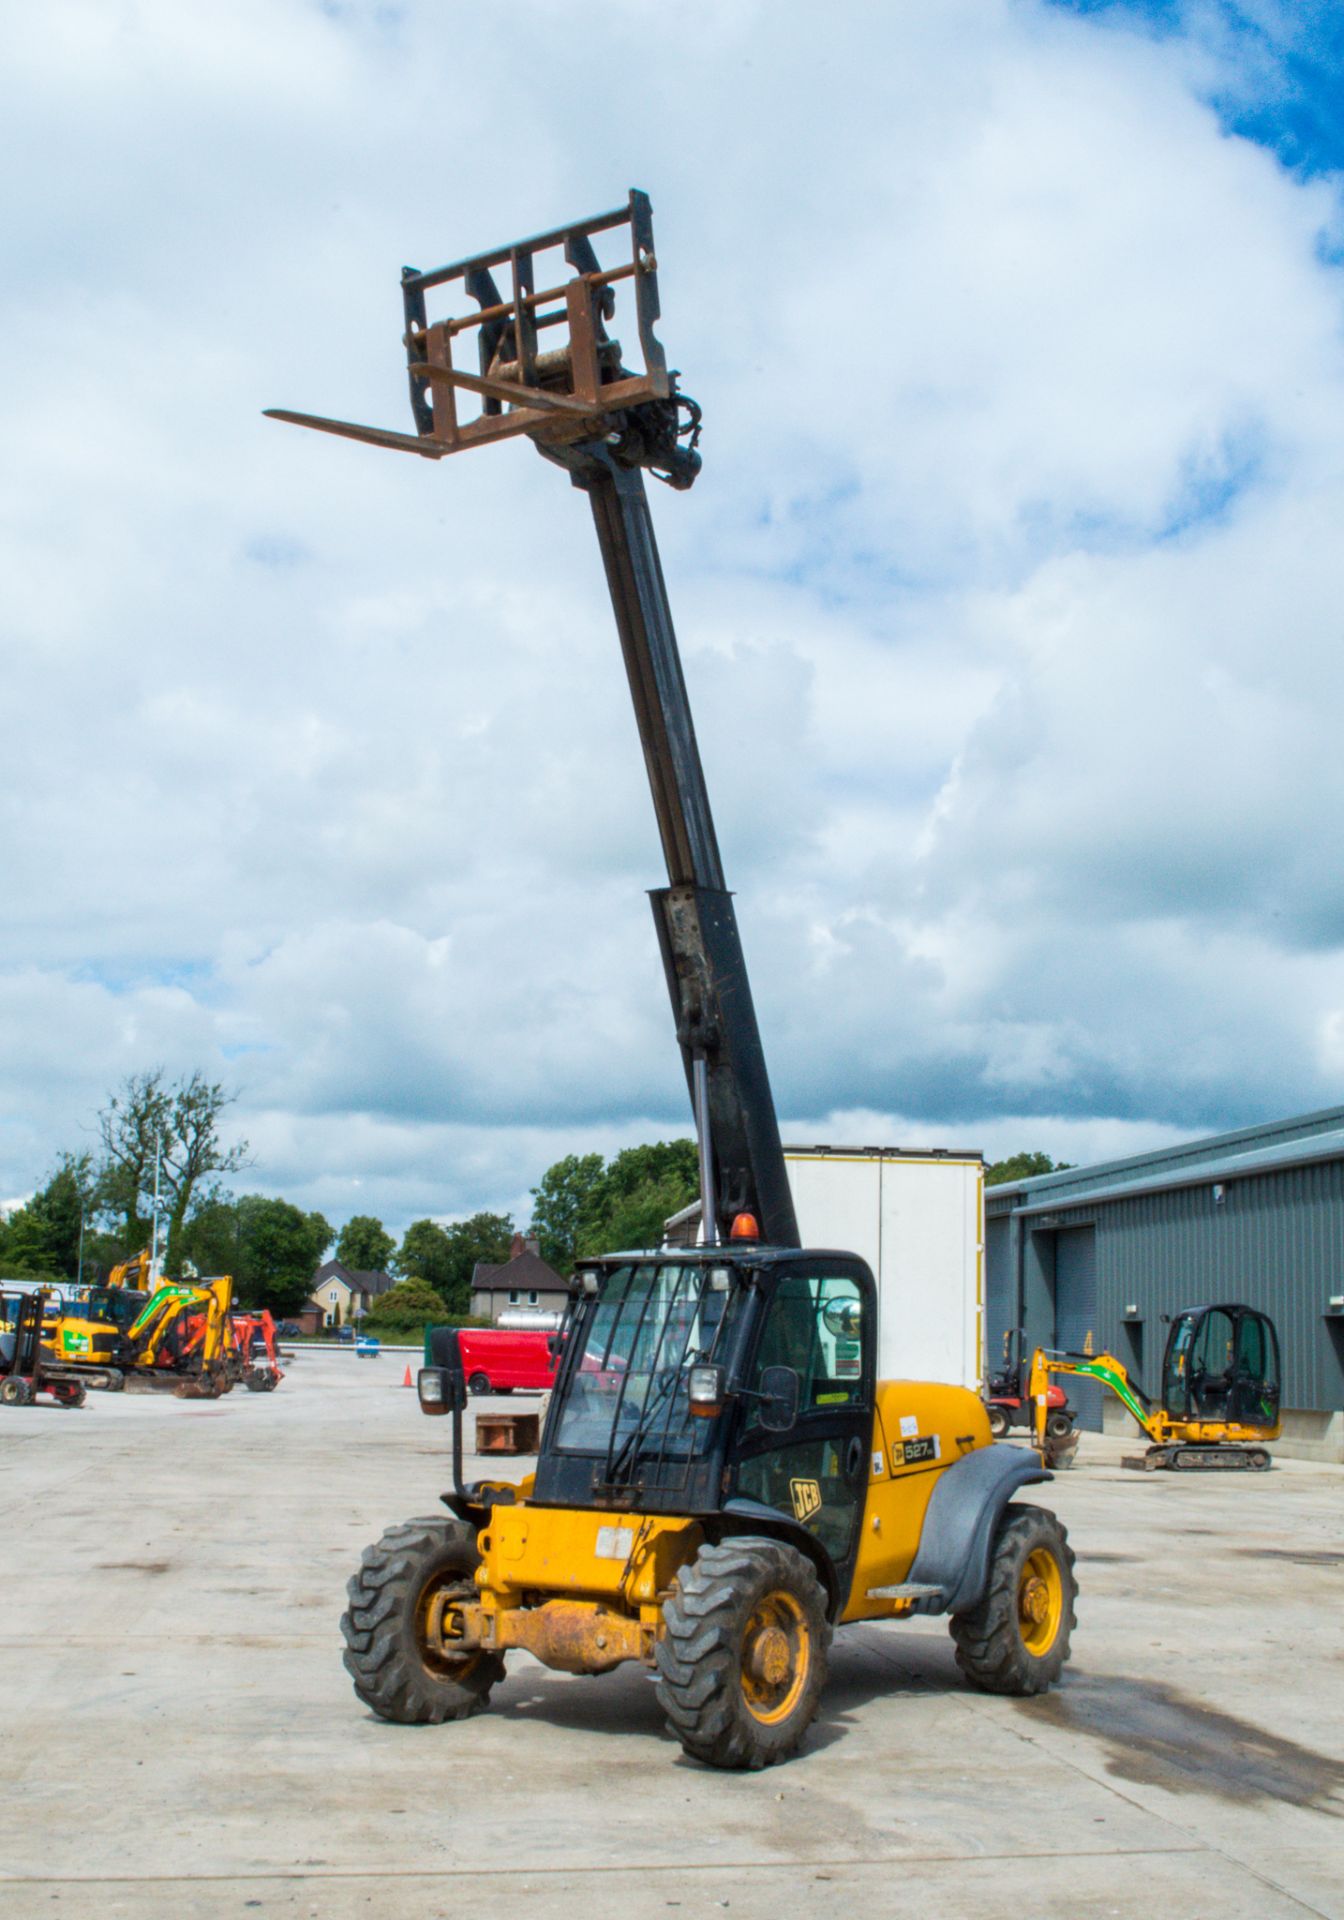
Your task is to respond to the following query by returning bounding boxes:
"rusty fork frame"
[266,190,674,463]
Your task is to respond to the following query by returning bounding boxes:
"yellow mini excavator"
[272,191,1078,1769]
[1030,1301,1281,1471]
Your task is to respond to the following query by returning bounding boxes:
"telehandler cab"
[271,191,1078,1767]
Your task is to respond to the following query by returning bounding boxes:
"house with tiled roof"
[307,1259,396,1329]
[470,1234,566,1323]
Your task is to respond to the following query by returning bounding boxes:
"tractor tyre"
[950,1504,1076,1696]
[57,1383,87,1409]
[985,1404,1009,1438]
[1046,1412,1073,1440]
[0,1377,33,1406]
[341,1516,504,1725]
[467,1373,491,1397]
[244,1370,267,1392]
[654,1539,831,1770]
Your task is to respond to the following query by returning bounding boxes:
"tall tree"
[231,1196,333,1315]
[336,1214,396,1272]
[528,1153,606,1272]
[6,1153,99,1280]
[395,1219,455,1295]
[96,1069,251,1268]
[439,1212,514,1314]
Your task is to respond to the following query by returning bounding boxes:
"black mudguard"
[906,1444,1052,1616]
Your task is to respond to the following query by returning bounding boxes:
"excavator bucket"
[266,189,683,469]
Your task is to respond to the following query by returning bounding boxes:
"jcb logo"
[790,1478,822,1523]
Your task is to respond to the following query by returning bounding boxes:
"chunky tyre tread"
[654,1540,831,1771]
[341,1517,504,1725]
[950,1504,1076,1696]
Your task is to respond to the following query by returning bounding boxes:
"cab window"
[746,1272,865,1424]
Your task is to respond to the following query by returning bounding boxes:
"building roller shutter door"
[1054,1226,1101,1431]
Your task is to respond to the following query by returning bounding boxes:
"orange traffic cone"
[402,1365,413,1388]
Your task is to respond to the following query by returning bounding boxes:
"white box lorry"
[782,1146,984,1391]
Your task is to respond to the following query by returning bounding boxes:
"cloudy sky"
[4,0,1343,1234]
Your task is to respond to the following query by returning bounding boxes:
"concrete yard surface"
[1,1349,1340,1919]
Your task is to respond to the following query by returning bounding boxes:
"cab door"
[730,1261,875,1599]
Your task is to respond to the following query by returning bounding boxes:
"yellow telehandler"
[272,191,1078,1768]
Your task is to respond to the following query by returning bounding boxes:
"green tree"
[597,1172,697,1255]
[0,1153,99,1281]
[96,1069,252,1268]
[336,1214,396,1273]
[529,1153,607,1271]
[396,1219,455,1293]
[439,1212,514,1314]
[529,1141,698,1264]
[229,1196,333,1315]
[362,1275,450,1329]
[0,1209,59,1278]
[985,1152,1072,1187]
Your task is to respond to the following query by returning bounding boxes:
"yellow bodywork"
[845,1381,992,1622]
[439,1381,991,1676]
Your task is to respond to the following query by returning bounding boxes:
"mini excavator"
[269,191,1079,1769]
[1030,1301,1281,1471]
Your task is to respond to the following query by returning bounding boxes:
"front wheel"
[1046,1411,1073,1440]
[467,1372,491,1397]
[341,1517,504,1724]
[950,1504,1076,1695]
[654,1539,831,1770]
[0,1377,33,1406]
[985,1403,1009,1438]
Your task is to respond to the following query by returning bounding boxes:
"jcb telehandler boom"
[269,191,1077,1768]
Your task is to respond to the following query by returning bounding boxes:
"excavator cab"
[1161,1304,1280,1431]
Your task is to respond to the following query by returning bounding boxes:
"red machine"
[228,1309,285,1392]
[985,1330,1074,1441]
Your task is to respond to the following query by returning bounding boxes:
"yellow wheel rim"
[740,1590,810,1725]
[1017,1546,1064,1656]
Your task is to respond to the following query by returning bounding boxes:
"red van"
[456,1328,556,1395]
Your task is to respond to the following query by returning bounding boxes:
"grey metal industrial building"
[985,1105,1344,1462]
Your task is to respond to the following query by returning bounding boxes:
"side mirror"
[758,1364,800,1433]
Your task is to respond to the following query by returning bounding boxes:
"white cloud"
[2,0,1342,1235]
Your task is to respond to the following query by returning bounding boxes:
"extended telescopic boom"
[267,190,799,1248]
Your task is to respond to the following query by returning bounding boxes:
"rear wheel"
[950,1504,1076,1696]
[985,1404,1009,1438]
[0,1377,33,1406]
[342,1517,504,1724]
[654,1539,831,1770]
[56,1383,87,1408]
